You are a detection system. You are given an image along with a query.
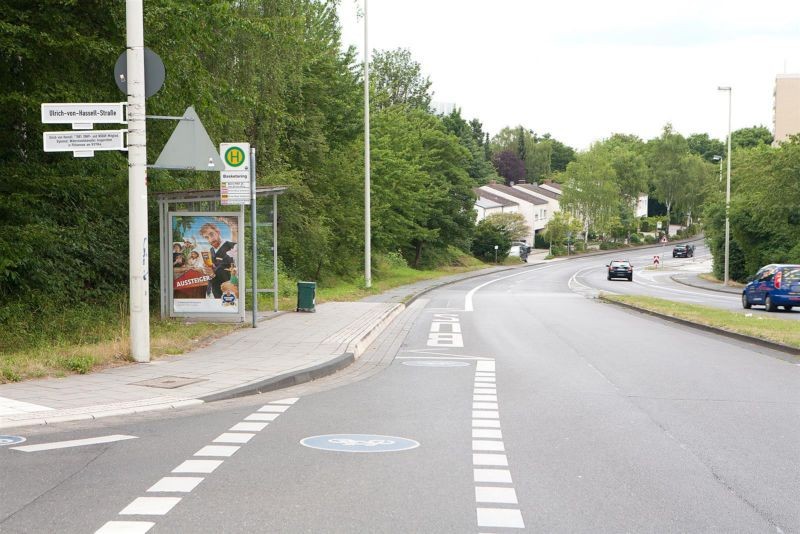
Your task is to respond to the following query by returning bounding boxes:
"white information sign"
[43,130,126,157]
[220,143,251,205]
[221,170,250,206]
[41,103,125,129]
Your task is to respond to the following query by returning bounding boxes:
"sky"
[337,0,800,151]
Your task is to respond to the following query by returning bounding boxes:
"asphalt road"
[572,240,800,320]
[2,256,798,533]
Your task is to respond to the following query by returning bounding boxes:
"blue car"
[742,264,800,312]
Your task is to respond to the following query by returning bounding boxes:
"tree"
[481,213,530,242]
[441,109,497,184]
[370,48,432,111]
[542,211,582,249]
[561,144,620,242]
[471,217,515,262]
[687,133,726,161]
[647,124,688,223]
[491,150,526,185]
[731,126,773,149]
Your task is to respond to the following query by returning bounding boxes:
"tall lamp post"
[718,86,732,286]
[363,0,372,288]
[711,154,723,182]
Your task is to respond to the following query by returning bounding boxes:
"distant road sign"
[221,143,250,170]
[660,236,668,244]
[220,170,250,205]
[653,255,660,266]
[43,130,126,157]
[41,103,125,129]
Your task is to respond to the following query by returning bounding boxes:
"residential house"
[478,182,547,245]
[473,188,519,222]
[511,183,561,230]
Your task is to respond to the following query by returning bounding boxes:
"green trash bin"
[297,281,316,312]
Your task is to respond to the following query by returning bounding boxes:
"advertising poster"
[170,213,241,314]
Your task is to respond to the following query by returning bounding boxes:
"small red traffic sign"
[660,236,667,244]
[653,255,660,266]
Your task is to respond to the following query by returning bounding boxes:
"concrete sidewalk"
[0,259,544,431]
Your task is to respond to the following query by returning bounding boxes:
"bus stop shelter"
[155,186,286,323]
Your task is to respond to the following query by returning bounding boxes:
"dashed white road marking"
[244,413,280,421]
[475,486,518,504]
[11,434,136,452]
[95,521,154,533]
[473,429,502,439]
[257,404,290,413]
[194,445,240,457]
[472,420,501,428]
[474,469,512,483]
[477,508,525,529]
[96,400,300,534]
[172,460,224,473]
[119,497,181,515]
[472,410,499,419]
[473,453,508,466]
[473,402,498,410]
[474,388,496,395]
[213,432,255,444]
[473,440,505,452]
[473,395,497,402]
[147,477,203,493]
[230,422,268,432]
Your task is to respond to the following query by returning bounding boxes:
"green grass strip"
[602,294,800,349]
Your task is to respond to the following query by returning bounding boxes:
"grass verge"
[601,293,800,350]
[1,253,490,383]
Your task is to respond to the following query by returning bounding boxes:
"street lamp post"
[718,86,732,286]
[364,0,371,288]
[711,155,723,182]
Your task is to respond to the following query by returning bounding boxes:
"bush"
[629,233,642,244]
[551,245,567,256]
[599,241,624,250]
[644,235,657,244]
[573,241,586,252]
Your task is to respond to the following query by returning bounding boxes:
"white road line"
[472,440,505,452]
[271,397,299,405]
[474,469,512,483]
[147,477,203,493]
[119,497,181,516]
[472,410,499,419]
[194,445,239,457]
[472,419,501,428]
[11,434,136,452]
[475,486,518,504]
[476,508,525,529]
[473,388,497,395]
[244,413,280,421]
[213,433,254,444]
[172,460,223,473]
[473,402,499,410]
[465,268,544,311]
[473,395,497,402]
[230,422,268,432]
[473,429,503,439]
[95,521,154,533]
[473,453,508,466]
[475,361,495,372]
[474,372,495,377]
[257,405,290,413]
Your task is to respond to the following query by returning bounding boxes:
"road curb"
[670,274,742,295]
[599,295,800,359]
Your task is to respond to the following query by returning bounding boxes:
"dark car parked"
[607,260,633,281]
[742,264,800,312]
[672,244,695,258]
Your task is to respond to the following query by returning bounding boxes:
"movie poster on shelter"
[170,213,241,314]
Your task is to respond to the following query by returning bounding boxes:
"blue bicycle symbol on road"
[300,434,419,453]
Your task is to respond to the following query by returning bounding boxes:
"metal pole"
[719,86,732,286]
[364,0,372,288]
[127,0,149,362]
[273,193,278,312]
[250,148,257,327]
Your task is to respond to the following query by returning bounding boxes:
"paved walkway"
[0,257,545,431]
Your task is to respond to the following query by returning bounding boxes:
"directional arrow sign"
[43,130,126,157]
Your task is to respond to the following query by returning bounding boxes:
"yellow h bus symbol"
[225,146,245,167]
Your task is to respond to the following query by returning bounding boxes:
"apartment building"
[773,74,800,145]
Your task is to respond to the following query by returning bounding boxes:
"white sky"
[337,0,800,151]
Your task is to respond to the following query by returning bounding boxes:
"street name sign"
[43,130,126,157]
[41,102,126,129]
